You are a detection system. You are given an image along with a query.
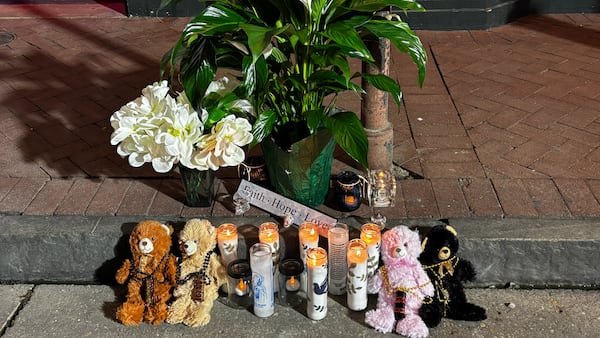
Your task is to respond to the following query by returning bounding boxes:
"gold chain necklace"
[422,256,459,316]
[380,266,432,303]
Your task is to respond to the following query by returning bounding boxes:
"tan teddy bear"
[167,219,227,327]
[115,220,177,325]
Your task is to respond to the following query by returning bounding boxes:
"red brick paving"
[0,8,598,219]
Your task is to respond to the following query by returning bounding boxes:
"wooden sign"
[237,180,337,237]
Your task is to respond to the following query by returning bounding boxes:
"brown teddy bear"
[115,220,177,325]
[167,219,227,327]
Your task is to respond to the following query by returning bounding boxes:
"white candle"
[328,223,348,295]
[217,223,238,266]
[347,239,368,311]
[259,222,280,264]
[360,223,381,278]
[299,222,319,292]
[306,247,328,320]
[250,243,274,318]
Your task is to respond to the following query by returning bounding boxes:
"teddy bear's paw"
[184,313,210,327]
[144,305,168,325]
[365,309,394,333]
[116,302,144,326]
[396,314,429,338]
[166,310,184,325]
[166,300,189,324]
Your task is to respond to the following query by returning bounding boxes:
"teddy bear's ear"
[421,237,428,251]
[160,223,171,236]
[445,225,458,237]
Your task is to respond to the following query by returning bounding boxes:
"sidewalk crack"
[0,285,35,336]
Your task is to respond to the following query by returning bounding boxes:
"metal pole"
[361,38,393,172]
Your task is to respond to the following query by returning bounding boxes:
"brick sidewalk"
[0,9,599,219]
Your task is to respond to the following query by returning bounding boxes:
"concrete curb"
[1,215,599,287]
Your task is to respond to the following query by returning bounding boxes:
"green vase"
[179,165,215,207]
[261,129,336,207]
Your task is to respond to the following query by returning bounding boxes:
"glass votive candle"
[328,222,349,295]
[226,259,252,309]
[346,239,368,311]
[250,243,275,318]
[217,223,238,266]
[360,223,381,278]
[298,221,320,292]
[334,171,363,211]
[369,169,396,207]
[258,222,280,264]
[278,258,304,307]
[306,247,328,320]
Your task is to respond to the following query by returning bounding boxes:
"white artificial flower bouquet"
[110,77,254,174]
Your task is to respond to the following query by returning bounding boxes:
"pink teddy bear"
[365,225,434,337]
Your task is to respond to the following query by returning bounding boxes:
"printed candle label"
[259,222,280,264]
[298,222,319,292]
[347,239,368,311]
[306,247,328,321]
[250,244,274,318]
[217,223,238,266]
[360,223,381,278]
[299,222,319,263]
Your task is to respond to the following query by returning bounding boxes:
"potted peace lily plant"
[162,0,427,206]
[110,78,254,207]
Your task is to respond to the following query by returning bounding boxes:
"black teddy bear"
[418,224,487,327]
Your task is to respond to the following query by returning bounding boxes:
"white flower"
[110,77,255,173]
[205,77,240,96]
[110,81,174,147]
[155,101,204,161]
[186,115,253,170]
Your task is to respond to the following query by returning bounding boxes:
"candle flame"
[289,276,296,286]
[237,278,246,292]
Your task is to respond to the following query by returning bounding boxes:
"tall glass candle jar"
[226,259,252,309]
[346,239,368,311]
[328,222,349,295]
[278,258,304,307]
[217,223,238,266]
[258,222,280,264]
[250,243,274,317]
[298,222,319,291]
[360,223,381,278]
[306,247,328,320]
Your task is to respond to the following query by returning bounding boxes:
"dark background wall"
[126,0,600,30]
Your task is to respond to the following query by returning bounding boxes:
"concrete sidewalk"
[1,284,600,337]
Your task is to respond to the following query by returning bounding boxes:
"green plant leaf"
[306,109,325,134]
[324,111,369,169]
[361,73,403,105]
[251,108,277,146]
[240,24,276,63]
[183,4,247,37]
[181,39,217,110]
[323,22,374,62]
[364,20,427,86]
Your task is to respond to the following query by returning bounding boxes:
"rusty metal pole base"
[364,125,394,171]
[361,37,392,172]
